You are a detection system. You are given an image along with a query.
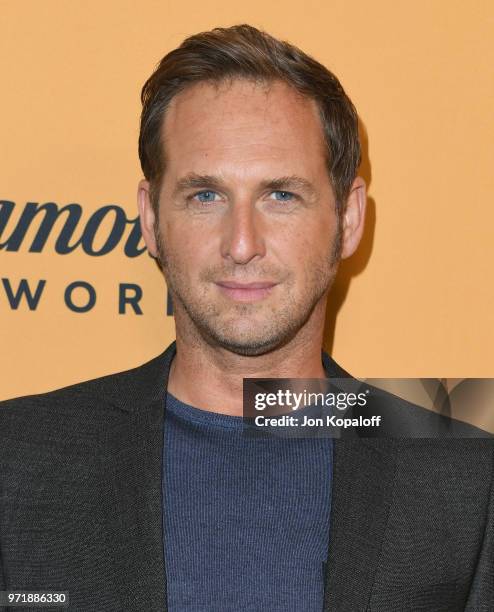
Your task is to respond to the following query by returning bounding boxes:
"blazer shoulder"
[0,343,176,437]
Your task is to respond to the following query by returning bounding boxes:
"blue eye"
[271,191,295,201]
[194,190,218,202]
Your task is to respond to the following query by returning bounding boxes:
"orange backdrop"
[1,0,493,401]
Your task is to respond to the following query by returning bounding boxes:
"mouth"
[215,280,278,302]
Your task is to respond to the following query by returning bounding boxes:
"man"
[0,24,492,612]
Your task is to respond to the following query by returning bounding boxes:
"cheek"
[162,222,212,276]
[276,218,335,262]
[310,213,339,253]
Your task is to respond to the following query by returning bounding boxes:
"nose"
[220,199,266,265]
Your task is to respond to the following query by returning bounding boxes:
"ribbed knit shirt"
[162,392,333,611]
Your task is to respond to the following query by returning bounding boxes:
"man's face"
[149,79,343,355]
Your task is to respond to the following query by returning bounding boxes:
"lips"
[215,280,278,302]
[216,281,277,289]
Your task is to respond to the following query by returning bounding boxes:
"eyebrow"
[173,173,225,197]
[173,173,318,199]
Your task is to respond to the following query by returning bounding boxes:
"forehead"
[160,78,328,180]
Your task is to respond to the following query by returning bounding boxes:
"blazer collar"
[100,341,177,413]
[103,340,352,413]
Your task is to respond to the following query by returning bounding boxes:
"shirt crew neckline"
[165,391,246,430]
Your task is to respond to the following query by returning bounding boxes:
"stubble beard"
[154,223,342,357]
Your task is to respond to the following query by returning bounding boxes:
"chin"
[202,321,300,357]
[215,340,277,357]
[214,341,281,357]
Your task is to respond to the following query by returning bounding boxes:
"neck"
[167,301,328,416]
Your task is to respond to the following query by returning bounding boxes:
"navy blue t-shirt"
[163,392,333,611]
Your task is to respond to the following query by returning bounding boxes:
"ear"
[340,176,367,260]
[137,179,158,257]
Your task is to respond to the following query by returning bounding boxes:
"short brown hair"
[139,24,361,214]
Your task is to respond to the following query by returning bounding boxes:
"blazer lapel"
[321,351,398,610]
[322,439,398,611]
[101,342,177,611]
[105,399,168,610]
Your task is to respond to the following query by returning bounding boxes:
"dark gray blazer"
[1,341,493,611]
